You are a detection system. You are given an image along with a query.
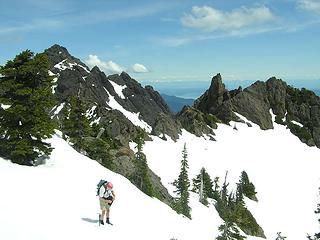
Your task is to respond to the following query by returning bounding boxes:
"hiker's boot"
[106,218,111,225]
[99,219,104,225]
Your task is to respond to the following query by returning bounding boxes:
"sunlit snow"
[109,80,127,99]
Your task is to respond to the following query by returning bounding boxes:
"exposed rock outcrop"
[194,73,320,148]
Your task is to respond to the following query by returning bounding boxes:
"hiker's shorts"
[99,198,111,210]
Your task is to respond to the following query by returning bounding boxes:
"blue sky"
[0,0,320,88]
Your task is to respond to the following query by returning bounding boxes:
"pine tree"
[133,130,154,197]
[239,171,257,201]
[0,50,56,165]
[216,221,246,240]
[61,96,91,152]
[173,143,191,218]
[192,167,215,206]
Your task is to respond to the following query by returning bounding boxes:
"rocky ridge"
[194,73,320,147]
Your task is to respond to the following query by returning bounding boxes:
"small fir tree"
[133,130,154,197]
[216,221,246,240]
[173,143,191,218]
[61,96,91,152]
[0,50,56,165]
[239,171,258,201]
[192,167,215,206]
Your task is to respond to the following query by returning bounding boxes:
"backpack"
[96,179,108,196]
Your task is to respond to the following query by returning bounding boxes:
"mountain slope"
[0,133,222,240]
[1,114,319,240]
[144,114,320,239]
[45,44,181,142]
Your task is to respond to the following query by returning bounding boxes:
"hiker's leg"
[101,210,106,219]
[106,208,110,218]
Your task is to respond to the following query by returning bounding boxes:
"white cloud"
[132,63,149,73]
[181,5,275,32]
[297,0,320,13]
[85,55,124,74]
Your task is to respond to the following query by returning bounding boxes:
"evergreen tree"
[192,167,215,206]
[132,130,154,197]
[216,221,246,240]
[239,171,258,201]
[83,137,114,170]
[0,50,56,165]
[61,96,91,152]
[173,143,191,218]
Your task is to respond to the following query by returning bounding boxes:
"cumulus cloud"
[132,63,149,73]
[85,55,124,74]
[181,5,275,32]
[297,0,320,13]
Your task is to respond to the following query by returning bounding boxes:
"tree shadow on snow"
[81,217,99,224]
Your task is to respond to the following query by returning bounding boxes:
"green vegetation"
[0,50,56,165]
[287,122,313,144]
[173,143,191,218]
[214,171,263,238]
[192,167,215,206]
[131,129,154,197]
[61,96,92,152]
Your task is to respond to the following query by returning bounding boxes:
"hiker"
[99,181,115,225]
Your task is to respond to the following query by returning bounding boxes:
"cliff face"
[194,74,320,148]
[44,44,181,142]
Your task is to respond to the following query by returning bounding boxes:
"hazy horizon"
[143,78,320,99]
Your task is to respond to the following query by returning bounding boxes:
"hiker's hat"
[106,182,113,189]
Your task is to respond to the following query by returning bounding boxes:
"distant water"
[142,80,320,99]
[143,80,255,99]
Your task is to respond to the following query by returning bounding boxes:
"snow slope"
[0,133,221,240]
[144,117,320,239]
[0,117,319,240]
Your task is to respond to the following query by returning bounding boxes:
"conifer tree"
[133,130,154,197]
[192,167,215,206]
[216,221,246,240]
[239,171,257,201]
[173,143,191,218]
[61,96,91,152]
[0,50,56,165]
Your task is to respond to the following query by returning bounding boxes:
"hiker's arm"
[112,190,116,201]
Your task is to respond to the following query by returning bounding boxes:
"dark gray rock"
[177,106,217,137]
[151,112,182,141]
[194,74,320,148]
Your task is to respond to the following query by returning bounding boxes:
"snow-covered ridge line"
[54,59,90,73]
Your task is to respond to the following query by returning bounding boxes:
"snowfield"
[0,117,319,240]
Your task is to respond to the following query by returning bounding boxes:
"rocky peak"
[194,73,232,114]
[44,44,89,72]
[194,74,320,148]
[208,73,226,97]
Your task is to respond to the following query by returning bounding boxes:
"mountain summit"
[194,74,320,148]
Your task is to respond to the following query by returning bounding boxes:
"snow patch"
[104,88,152,132]
[54,59,90,73]
[109,80,127,99]
[0,104,11,110]
[52,103,65,115]
[291,120,303,127]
